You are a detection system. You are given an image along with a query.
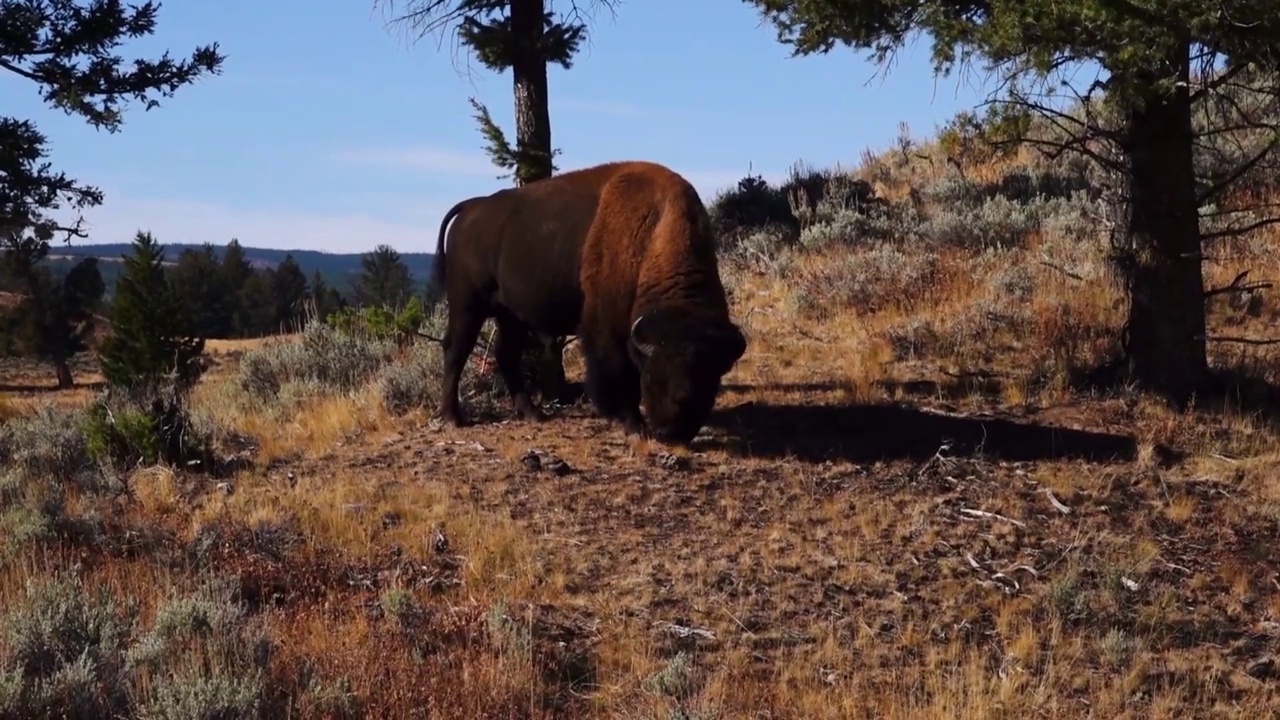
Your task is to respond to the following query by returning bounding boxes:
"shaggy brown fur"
[432,160,746,444]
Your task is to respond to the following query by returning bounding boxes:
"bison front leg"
[493,312,546,422]
[582,339,646,436]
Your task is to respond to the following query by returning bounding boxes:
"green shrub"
[83,406,159,468]
[708,173,797,244]
[0,405,93,483]
[237,321,396,401]
[376,342,442,416]
[80,390,215,473]
[0,574,271,720]
[0,406,121,561]
[325,296,431,346]
[0,574,136,719]
[790,244,943,319]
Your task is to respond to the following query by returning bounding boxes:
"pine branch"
[467,96,518,179]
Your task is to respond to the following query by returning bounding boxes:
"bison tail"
[432,198,472,290]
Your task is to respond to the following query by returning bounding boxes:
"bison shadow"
[703,400,1138,464]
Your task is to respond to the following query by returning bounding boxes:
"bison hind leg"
[582,339,645,436]
[493,311,547,423]
[439,302,488,428]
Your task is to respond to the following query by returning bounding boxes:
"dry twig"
[959,507,1027,528]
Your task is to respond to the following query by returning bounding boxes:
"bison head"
[629,307,747,445]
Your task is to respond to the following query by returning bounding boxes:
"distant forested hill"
[42,242,436,297]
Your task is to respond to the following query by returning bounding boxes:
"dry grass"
[5,141,1280,718]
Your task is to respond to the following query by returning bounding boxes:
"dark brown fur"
[432,160,746,444]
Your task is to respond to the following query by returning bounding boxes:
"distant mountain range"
[41,242,436,297]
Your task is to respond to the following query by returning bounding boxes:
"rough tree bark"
[1120,42,1210,406]
[510,0,554,185]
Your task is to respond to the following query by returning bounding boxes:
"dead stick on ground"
[724,608,756,637]
[1044,489,1072,515]
[959,507,1027,528]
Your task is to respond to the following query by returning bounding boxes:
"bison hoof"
[621,416,648,438]
[513,398,547,422]
[438,408,470,428]
[519,407,548,422]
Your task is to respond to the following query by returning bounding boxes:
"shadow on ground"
[723,373,1012,403]
[1074,360,1280,430]
[704,400,1139,464]
[0,381,105,394]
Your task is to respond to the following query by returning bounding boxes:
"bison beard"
[432,160,747,445]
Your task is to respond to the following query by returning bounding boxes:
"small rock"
[653,452,688,471]
[521,450,543,471]
[215,482,233,495]
[520,449,573,475]
[546,457,573,476]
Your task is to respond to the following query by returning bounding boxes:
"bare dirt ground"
[8,262,1280,717]
[178,343,1280,717]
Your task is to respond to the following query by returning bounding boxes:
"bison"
[431,160,747,445]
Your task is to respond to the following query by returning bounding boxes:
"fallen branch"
[724,609,756,637]
[959,507,1027,528]
[987,573,1020,594]
[1044,489,1072,515]
[658,622,716,640]
[1008,564,1040,579]
[914,441,955,479]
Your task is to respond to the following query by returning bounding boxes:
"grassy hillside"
[3,106,1280,717]
[44,242,436,297]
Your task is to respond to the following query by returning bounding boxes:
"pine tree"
[237,270,279,337]
[220,239,253,291]
[375,0,610,185]
[272,254,309,332]
[747,0,1280,406]
[97,231,205,391]
[0,242,104,388]
[308,270,346,323]
[352,244,414,309]
[170,244,234,338]
[0,2,222,253]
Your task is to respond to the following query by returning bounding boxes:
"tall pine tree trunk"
[510,0,553,186]
[1121,42,1209,406]
[509,0,571,402]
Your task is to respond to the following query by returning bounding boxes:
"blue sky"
[5,0,1000,254]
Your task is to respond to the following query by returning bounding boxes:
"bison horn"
[630,314,656,357]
